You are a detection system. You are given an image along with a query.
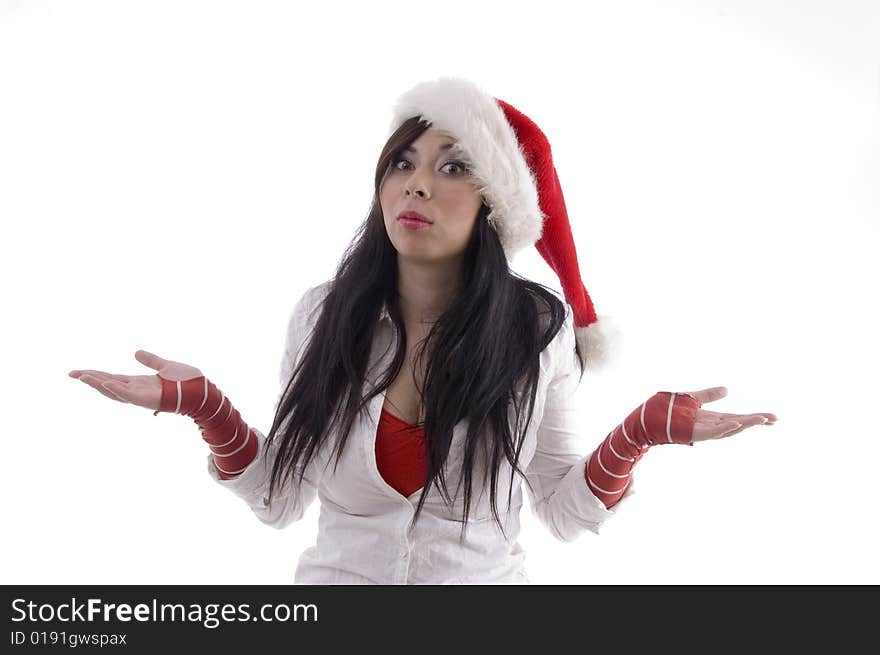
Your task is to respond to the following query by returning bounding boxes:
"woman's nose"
[405,169,431,199]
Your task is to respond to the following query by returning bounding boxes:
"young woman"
[69,77,777,584]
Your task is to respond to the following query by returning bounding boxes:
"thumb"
[135,349,167,371]
[686,386,728,405]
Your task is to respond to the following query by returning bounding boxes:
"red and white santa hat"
[387,76,620,371]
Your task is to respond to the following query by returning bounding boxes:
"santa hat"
[387,76,620,371]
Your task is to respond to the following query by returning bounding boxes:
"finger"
[77,374,130,403]
[724,413,778,426]
[135,350,168,371]
[716,415,773,439]
[69,370,123,382]
[684,387,728,405]
[71,371,134,389]
[100,381,134,403]
[69,369,134,383]
[718,421,743,438]
[696,406,778,426]
[695,409,730,424]
[693,419,740,442]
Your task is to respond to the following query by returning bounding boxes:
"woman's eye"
[391,157,468,175]
[393,157,410,170]
[442,161,467,175]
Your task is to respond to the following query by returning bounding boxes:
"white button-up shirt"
[207,281,635,584]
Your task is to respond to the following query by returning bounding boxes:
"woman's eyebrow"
[402,142,457,154]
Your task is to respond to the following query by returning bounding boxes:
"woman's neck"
[395,258,462,326]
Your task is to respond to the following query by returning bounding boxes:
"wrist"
[632,391,700,447]
[156,375,210,416]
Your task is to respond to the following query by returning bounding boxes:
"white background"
[1,0,878,585]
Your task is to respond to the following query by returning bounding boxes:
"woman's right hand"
[69,350,203,411]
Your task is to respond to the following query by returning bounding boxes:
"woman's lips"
[399,217,432,229]
[397,209,433,230]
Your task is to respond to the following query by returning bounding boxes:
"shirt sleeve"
[205,283,327,529]
[523,305,637,542]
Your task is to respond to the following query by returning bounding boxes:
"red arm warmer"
[153,375,258,480]
[585,391,701,509]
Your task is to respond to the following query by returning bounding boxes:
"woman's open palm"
[69,350,202,411]
[687,386,778,442]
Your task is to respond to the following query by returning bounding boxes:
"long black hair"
[263,116,584,541]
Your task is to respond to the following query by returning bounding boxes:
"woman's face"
[379,127,484,263]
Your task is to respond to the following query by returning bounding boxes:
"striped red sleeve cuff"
[154,375,259,480]
[585,391,701,508]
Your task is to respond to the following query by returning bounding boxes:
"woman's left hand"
[685,386,778,442]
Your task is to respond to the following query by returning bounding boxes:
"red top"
[375,406,427,498]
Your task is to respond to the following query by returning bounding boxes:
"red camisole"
[375,406,427,498]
